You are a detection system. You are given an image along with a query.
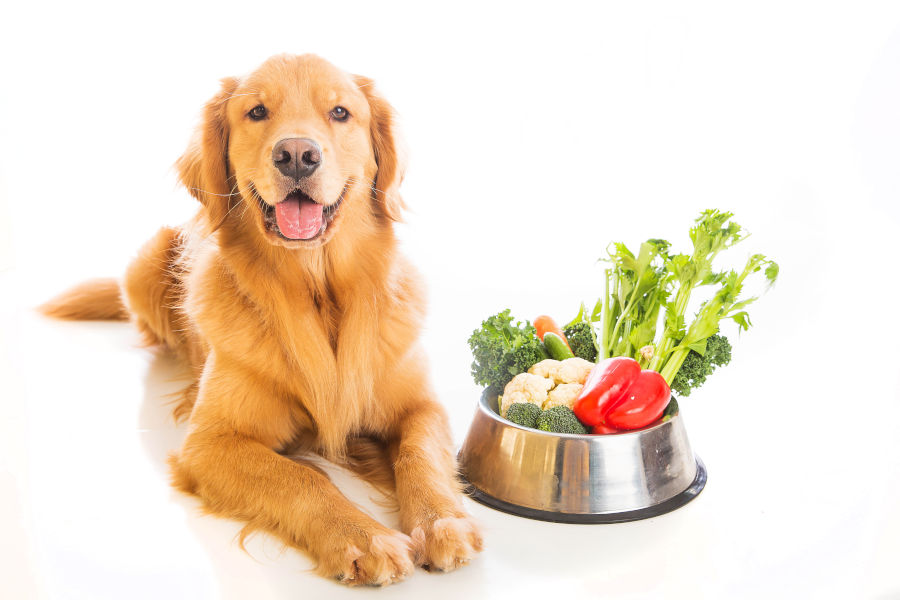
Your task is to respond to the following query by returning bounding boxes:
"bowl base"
[459,457,707,524]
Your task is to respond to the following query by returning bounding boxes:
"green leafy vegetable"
[669,333,732,397]
[654,249,778,385]
[504,402,543,428]
[563,321,598,362]
[468,309,548,392]
[536,406,588,434]
[599,239,671,362]
[575,209,777,392]
[661,397,680,422]
[470,210,777,403]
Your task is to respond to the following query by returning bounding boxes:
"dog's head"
[177,54,405,249]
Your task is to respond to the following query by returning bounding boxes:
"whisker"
[190,188,241,198]
[220,197,246,222]
[213,91,261,105]
[343,175,387,196]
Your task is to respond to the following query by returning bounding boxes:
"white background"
[2,1,900,598]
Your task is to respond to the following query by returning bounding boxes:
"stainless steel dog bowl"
[458,390,706,523]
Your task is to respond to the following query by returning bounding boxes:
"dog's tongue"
[275,196,323,240]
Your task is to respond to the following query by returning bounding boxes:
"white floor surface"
[3,2,900,598]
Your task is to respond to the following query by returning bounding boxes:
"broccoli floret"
[504,402,543,428]
[661,397,679,422]
[563,322,598,362]
[469,310,549,391]
[510,339,548,384]
[670,333,732,397]
[536,406,588,434]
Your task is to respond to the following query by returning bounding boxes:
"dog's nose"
[272,138,321,180]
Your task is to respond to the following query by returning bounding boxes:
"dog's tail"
[39,278,129,321]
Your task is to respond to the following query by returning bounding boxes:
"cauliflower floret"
[529,357,594,385]
[500,372,555,417]
[557,357,595,385]
[542,382,584,410]
[528,359,561,381]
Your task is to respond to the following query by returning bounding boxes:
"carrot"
[533,315,571,351]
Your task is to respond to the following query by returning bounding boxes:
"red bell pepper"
[573,357,671,431]
[591,423,622,435]
[603,369,670,430]
[572,357,640,426]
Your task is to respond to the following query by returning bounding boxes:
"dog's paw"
[409,515,483,572]
[317,529,415,586]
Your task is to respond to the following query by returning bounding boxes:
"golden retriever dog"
[41,53,482,586]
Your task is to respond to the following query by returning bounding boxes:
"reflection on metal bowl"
[457,390,706,523]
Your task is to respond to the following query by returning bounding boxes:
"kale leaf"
[468,309,548,391]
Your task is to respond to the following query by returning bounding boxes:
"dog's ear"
[176,77,239,230]
[355,75,408,222]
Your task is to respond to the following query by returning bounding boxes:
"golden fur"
[41,54,481,585]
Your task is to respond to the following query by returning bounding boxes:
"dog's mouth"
[256,186,345,241]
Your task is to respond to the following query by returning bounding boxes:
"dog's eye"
[248,105,268,121]
[330,106,350,122]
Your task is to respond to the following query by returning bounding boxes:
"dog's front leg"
[391,395,484,571]
[170,356,415,586]
[337,275,482,570]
